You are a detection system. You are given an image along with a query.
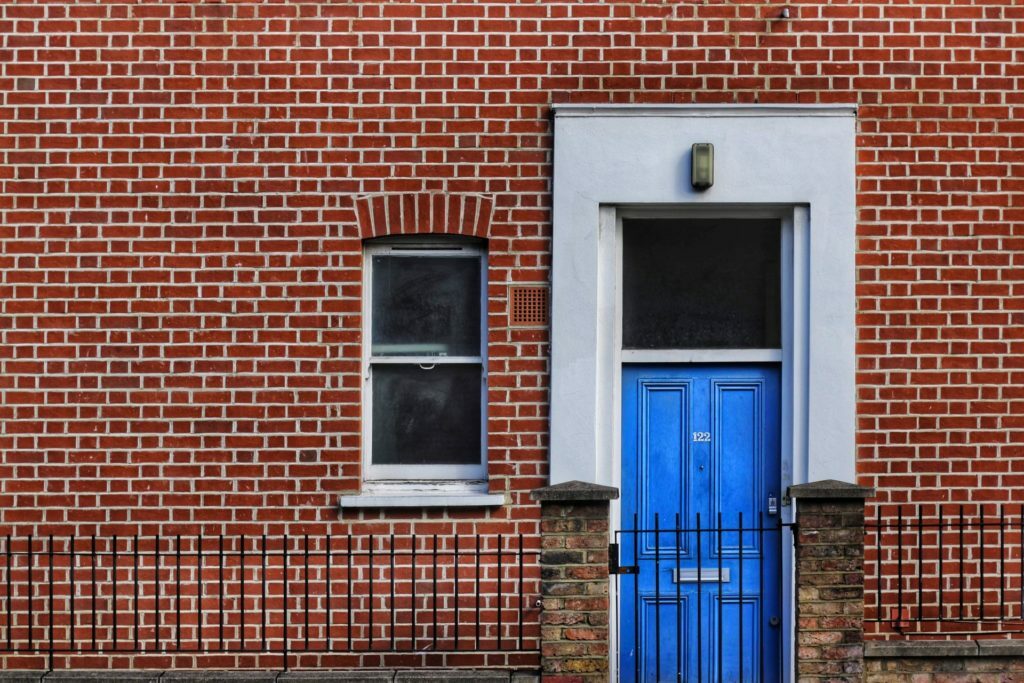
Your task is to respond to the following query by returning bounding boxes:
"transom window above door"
[622,218,781,350]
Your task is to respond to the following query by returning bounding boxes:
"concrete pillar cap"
[531,480,620,502]
[787,479,873,500]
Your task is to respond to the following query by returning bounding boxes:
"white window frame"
[361,238,488,483]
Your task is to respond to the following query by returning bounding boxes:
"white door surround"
[549,104,857,491]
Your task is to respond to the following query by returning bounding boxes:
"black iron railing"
[610,513,792,683]
[866,505,1024,634]
[0,533,540,669]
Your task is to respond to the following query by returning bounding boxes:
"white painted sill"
[338,483,505,509]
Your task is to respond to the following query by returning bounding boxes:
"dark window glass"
[371,255,481,357]
[371,364,482,465]
[622,218,781,349]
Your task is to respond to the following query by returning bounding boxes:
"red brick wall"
[0,0,1022,664]
[0,1,556,539]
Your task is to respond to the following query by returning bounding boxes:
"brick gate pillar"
[788,479,874,683]
[531,481,619,683]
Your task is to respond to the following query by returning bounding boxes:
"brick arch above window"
[354,193,495,239]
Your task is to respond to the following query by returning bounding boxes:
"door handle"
[672,568,731,583]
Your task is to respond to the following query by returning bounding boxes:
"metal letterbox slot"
[672,568,731,583]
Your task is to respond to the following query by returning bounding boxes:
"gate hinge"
[608,543,638,575]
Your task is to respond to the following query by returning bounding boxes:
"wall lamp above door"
[691,143,714,191]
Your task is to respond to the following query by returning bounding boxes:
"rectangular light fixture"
[691,143,714,191]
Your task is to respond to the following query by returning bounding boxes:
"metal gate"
[611,513,793,683]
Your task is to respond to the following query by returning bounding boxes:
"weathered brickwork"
[866,652,1024,683]
[793,488,870,682]
[0,0,1023,670]
[533,483,614,683]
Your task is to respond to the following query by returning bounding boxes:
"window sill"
[339,486,506,509]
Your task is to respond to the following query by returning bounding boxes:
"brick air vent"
[509,286,549,327]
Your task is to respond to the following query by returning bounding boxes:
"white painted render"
[549,104,857,488]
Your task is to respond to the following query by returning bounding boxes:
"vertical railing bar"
[717,512,723,683]
[154,534,161,653]
[91,536,97,651]
[633,512,640,683]
[614,530,620,682]
[195,534,202,652]
[325,534,331,652]
[219,535,225,651]
[938,507,944,621]
[675,513,682,683]
[47,535,54,672]
[980,508,986,620]
[70,536,77,652]
[696,513,702,683]
[916,508,923,620]
[133,536,140,652]
[654,513,661,683]
[950,505,958,622]
[1000,505,1006,620]
[412,535,418,651]
[240,537,246,653]
[758,514,764,683]
[959,506,965,620]
[454,535,460,650]
[897,508,903,625]
[475,534,481,651]
[346,534,352,651]
[517,533,524,653]
[497,534,503,650]
[368,534,374,652]
[875,512,882,620]
[82,535,93,652]
[432,533,438,651]
[175,535,181,651]
[28,534,34,652]
[304,534,310,651]
[389,533,395,651]
[738,513,743,683]
[261,534,267,653]
[283,533,290,670]
[6,535,12,652]
[113,534,119,651]
[177,532,185,651]
[778,517,784,683]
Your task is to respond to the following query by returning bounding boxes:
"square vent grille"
[509,286,549,327]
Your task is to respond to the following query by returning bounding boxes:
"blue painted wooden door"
[620,364,782,683]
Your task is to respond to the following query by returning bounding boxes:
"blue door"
[620,364,782,683]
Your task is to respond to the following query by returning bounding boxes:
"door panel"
[620,364,781,682]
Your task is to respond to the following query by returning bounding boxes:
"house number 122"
[692,432,711,442]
